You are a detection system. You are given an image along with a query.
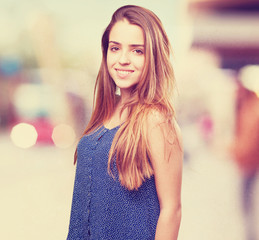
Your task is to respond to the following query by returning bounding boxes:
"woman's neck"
[119,89,131,105]
[104,95,129,129]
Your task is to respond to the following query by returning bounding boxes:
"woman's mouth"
[116,69,134,76]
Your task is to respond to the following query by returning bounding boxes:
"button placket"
[87,126,109,239]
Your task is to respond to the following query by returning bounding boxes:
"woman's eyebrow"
[109,41,144,48]
[109,41,121,45]
[130,44,144,48]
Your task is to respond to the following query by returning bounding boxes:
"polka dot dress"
[67,125,160,240]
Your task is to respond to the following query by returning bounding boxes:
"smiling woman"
[67,5,183,240]
[107,19,145,95]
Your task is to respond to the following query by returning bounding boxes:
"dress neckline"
[102,124,121,131]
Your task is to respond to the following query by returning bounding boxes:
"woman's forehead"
[109,19,144,46]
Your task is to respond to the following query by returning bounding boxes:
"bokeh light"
[10,123,38,148]
[52,123,76,148]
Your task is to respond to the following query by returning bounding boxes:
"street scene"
[1,0,259,239]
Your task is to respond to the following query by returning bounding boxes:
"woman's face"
[107,19,145,94]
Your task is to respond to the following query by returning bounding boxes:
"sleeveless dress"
[67,125,160,240]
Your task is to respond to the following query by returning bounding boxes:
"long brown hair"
[75,5,176,190]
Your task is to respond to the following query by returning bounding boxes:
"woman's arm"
[147,113,183,240]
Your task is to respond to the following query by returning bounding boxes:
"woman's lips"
[115,69,134,78]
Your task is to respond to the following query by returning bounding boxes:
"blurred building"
[189,0,259,69]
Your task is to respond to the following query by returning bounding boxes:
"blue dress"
[67,125,160,240]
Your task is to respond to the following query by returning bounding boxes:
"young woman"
[67,5,183,240]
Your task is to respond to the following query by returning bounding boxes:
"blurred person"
[66,91,90,136]
[67,5,183,240]
[175,48,236,161]
[232,82,259,240]
[0,58,22,128]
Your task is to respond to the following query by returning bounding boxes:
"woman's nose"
[119,51,130,65]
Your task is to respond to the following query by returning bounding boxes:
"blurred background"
[0,0,259,239]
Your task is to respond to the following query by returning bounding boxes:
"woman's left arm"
[147,115,183,240]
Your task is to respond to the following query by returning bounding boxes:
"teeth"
[117,70,132,75]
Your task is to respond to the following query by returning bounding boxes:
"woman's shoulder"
[145,108,176,128]
[145,108,183,148]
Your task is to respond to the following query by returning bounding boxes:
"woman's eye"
[110,47,119,52]
[133,49,144,55]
